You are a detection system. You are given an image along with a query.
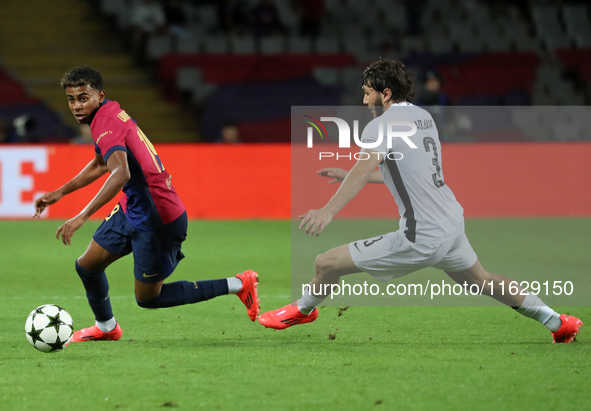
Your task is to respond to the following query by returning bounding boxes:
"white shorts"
[348,231,478,282]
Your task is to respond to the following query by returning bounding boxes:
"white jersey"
[361,102,465,244]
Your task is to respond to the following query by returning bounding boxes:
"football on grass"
[25,304,74,352]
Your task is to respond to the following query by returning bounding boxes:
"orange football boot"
[552,314,583,343]
[236,270,260,321]
[71,323,123,342]
[259,304,318,330]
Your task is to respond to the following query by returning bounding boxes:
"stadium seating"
[146,35,174,60]
[1,0,590,143]
[0,68,39,107]
[260,37,285,55]
[556,49,591,83]
[287,37,312,54]
[0,67,73,142]
[87,0,591,108]
[436,52,539,103]
[230,37,257,55]
[200,77,342,142]
[158,54,356,101]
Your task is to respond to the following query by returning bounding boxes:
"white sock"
[96,317,117,333]
[516,293,562,332]
[296,283,328,315]
[227,276,243,294]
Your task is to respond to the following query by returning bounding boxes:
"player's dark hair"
[362,58,415,102]
[60,66,103,90]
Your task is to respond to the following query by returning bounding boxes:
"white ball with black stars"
[25,304,74,352]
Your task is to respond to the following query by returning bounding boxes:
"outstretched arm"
[56,150,131,245]
[300,149,382,236]
[33,151,109,218]
[318,167,384,184]
[368,169,384,184]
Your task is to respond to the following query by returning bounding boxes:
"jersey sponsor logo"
[96,130,113,144]
[117,111,131,122]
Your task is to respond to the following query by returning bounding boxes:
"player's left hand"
[299,208,333,236]
[317,168,348,184]
[56,214,87,245]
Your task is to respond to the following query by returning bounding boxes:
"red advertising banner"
[0,144,290,220]
[0,143,589,220]
[293,142,591,218]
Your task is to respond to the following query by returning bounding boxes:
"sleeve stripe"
[104,145,127,163]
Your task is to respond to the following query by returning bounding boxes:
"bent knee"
[75,259,103,278]
[136,296,159,309]
[448,265,493,284]
[314,252,340,280]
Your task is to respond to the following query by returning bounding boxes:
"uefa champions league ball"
[25,304,74,352]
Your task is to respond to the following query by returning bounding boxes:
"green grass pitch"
[0,219,589,410]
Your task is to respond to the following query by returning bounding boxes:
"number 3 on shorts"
[105,204,120,221]
[364,235,384,247]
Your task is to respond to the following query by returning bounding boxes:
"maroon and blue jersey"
[90,100,186,230]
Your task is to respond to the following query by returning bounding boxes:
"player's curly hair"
[362,58,415,102]
[60,66,103,90]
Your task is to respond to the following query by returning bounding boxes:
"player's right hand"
[56,214,85,245]
[299,208,333,236]
[317,168,348,184]
[33,191,63,218]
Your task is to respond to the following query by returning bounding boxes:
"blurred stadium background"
[0,0,590,145]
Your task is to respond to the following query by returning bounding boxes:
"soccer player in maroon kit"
[33,66,259,342]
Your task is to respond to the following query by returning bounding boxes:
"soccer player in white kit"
[259,58,583,343]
